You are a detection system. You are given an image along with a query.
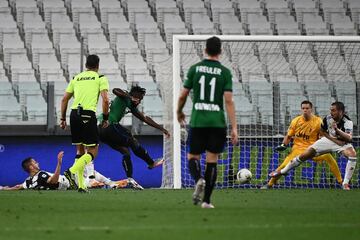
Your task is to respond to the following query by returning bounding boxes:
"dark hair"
[85,54,100,69]
[206,36,221,56]
[332,101,345,112]
[22,157,33,173]
[301,100,313,108]
[129,85,146,96]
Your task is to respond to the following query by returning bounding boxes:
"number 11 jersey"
[184,59,233,128]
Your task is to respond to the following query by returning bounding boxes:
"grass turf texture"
[0,189,359,240]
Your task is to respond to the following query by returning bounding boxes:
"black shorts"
[70,109,98,146]
[188,127,227,154]
[98,123,133,148]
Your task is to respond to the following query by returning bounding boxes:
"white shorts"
[310,137,354,156]
[58,175,70,190]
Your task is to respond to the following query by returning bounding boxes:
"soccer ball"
[237,169,252,184]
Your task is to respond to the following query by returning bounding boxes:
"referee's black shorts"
[70,109,98,146]
[188,127,227,154]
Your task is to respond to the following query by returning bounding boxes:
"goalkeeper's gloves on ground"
[275,143,287,152]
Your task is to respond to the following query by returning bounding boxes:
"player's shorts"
[70,109,98,146]
[310,137,354,156]
[188,127,227,154]
[98,123,133,148]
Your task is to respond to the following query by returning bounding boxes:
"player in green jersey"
[98,85,170,189]
[60,54,110,192]
[177,36,238,208]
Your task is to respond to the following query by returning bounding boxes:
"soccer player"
[1,152,121,190]
[2,151,69,190]
[262,100,342,189]
[98,85,170,190]
[60,54,110,192]
[270,102,357,190]
[177,36,238,208]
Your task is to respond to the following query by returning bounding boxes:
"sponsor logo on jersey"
[194,103,220,111]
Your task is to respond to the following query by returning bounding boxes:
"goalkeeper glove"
[275,143,287,152]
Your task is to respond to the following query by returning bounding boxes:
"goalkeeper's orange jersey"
[287,115,322,150]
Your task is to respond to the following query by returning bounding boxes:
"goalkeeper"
[98,85,170,190]
[263,100,342,189]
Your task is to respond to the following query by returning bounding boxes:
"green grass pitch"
[0,189,359,240]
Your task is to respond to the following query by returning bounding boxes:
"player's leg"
[71,111,99,192]
[313,154,342,184]
[341,146,357,190]
[267,150,299,188]
[188,128,206,205]
[65,110,85,189]
[201,128,226,208]
[111,124,162,169]
[111,144,144,190]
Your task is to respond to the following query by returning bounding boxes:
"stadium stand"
[0,0,358,130]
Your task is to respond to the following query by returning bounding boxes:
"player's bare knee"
[300,148,316,160]
[206,151,218,163]
[343,147,357,158]
[188,153,200,161]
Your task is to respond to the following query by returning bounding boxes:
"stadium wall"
[0,136,163,188]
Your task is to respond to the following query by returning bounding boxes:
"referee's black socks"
[189,158,202,182]
[203,162,217,204]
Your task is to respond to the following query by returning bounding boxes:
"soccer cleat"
[201,202,215,209]
[148,158,164,169]
[260,184,271,190]
[192,178,205,205]
[78,188,89,193]
[128,178,144,190]
[269,170,282,178]
[64,169,78,190]
[342,183,351,191]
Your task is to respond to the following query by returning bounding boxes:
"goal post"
[161,35,360,189]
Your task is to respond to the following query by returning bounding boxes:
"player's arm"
[2,184,24,190]
[224,91,238,145]
[100,89,110,127]
[113,88,140,105]
[176,88,190,124]
[60,92,73,129]
[47,151,64,185]
[333,122,352,143]
[275,134,292,151]
[321,128,346,146]
[132,110,170,137]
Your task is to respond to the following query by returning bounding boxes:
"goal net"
[158,35,360,189]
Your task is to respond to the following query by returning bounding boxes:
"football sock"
[94,171,112,185]
[189,158,201,182]
[122,154,133,178]
[343,157,357,185]
[84,161,95,179]
[280,156,302,174]
[70,153,93,189]
[324,156,343,184]
[203,163,217,204]
[132,145,154,166]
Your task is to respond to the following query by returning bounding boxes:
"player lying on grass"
[0,152,124,190]
[270,102,357,190]
[98,85,170,190]
[262,100,343,189]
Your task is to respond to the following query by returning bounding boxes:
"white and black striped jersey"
[321,114,353,138]
[21,171,70,190]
